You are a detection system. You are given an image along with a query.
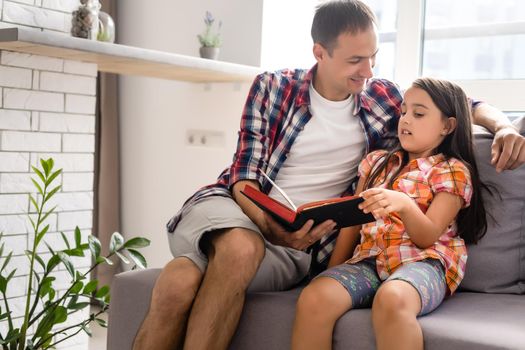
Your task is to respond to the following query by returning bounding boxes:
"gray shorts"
[167,196,311,292]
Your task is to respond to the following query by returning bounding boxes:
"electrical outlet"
[186,129,225,148]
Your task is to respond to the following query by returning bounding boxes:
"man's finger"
[495,139,514,172]
[491,139,501,165]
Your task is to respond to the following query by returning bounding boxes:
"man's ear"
[313,43,325,62]
[443,117,457,135]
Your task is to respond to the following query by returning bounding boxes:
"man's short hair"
[311,0,377,54]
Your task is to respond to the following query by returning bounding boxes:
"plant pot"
[199,46,220,60]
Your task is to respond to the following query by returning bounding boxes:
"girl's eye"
[400,111,407,116]
[415,113,424,118]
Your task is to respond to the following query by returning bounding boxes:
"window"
[422,0,525,79]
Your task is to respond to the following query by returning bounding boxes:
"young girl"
[291,77,490,350]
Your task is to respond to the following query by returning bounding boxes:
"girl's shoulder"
[432,156,471,176]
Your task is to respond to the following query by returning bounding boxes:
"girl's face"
[399,86,456,161]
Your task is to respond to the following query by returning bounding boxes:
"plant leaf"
[95,285,110,299]
[128,249,147,269]
[95,318,108,328]
[29,194,39,212]
[64,248,85,257]
[43,185,61,204]
[1,251,13,273]
[88,235,101,259]
[109,232,124,253]
[32,165,46,184]
[81,324,93,337]
[68,301,90,311]
[40,158,50,177]
[54,305,68,324]
[83,280,98,294]
[70,280,84,294]
[35,224,50,246]
[96,255,114,266]
[74,226,82,248]
[45,168,62,187]
[45,242,56,255]
[34,252,46,271]
[0,275,7,294]
[31,177,44,195]
[115,251,130,264]
[46,254,60,272]
[123,237,151,249]
[58,251,75,278]
[39,205,57,227]
[60,231,71,250]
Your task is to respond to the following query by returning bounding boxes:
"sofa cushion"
[460,117,525,294]
[230,287,525,350]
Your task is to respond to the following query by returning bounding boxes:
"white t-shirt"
[268,85,366,208]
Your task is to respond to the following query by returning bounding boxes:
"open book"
[240,173,375,231]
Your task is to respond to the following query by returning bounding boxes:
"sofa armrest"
[107,268,162,350]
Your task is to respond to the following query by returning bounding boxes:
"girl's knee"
[372,281,421,317]
[296,278,352,319]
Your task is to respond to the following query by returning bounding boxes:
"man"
[133,1,525,349]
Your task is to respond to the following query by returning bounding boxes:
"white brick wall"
[1,2,97,347]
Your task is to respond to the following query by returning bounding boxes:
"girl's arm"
[359,188,463,249]
[328,176,367,267]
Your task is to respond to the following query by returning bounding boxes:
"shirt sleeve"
[358,150,388,180]
[429,158,473,208]
[228,73,273,188]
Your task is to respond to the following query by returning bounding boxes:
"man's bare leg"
[133,257,203,350]
[183,227,265,350]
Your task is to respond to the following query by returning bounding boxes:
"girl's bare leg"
[372,280,423,350]
[291,277,352,350]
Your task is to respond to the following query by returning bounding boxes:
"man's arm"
[472,103,525,172]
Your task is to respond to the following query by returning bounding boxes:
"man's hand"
[491,126,525,172]
[359,188,412,220]
[262,213,336,251]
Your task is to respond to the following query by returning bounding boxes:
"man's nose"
[361,59,374,78]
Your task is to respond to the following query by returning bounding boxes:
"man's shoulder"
[363,78,402,97]
[255,68,310,88]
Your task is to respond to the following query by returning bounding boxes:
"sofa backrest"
[459,117,525,294]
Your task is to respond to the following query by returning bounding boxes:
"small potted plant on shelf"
[197,11,222,60]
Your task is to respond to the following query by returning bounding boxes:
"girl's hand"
[359,188,412,220]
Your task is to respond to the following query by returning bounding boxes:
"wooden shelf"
[0,27,263,83]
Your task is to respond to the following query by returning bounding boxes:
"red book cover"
[240,185,375,231]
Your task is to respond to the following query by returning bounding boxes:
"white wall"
[0,1,94,349]
[117,1,264,269]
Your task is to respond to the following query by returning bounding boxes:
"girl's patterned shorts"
[316,258,447,316]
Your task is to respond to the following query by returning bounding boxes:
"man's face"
[314,27,378,100]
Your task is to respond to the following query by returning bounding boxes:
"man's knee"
[207,228,265,276]
[150,258,203,315]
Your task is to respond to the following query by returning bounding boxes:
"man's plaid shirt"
[167,65,403,265]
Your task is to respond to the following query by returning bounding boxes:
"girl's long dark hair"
[364,77,490,244]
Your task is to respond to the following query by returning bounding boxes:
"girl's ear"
[442,117,457,135]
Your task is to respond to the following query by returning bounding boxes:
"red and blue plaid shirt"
[167,65,403,264]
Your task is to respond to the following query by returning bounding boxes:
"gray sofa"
[107,121,525,350]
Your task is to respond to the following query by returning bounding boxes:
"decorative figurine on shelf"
[71,0,101,40]
[197,11,222,60]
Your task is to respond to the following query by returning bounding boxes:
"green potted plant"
[0,158,150,349]
[197,11,222,60]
